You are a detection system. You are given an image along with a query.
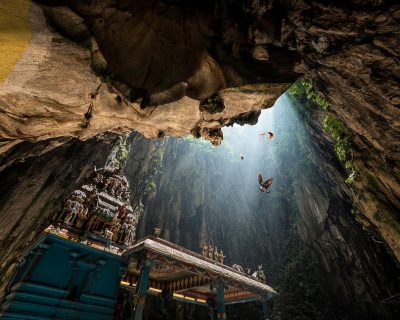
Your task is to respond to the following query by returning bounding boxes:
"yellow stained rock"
[0,0,31,83]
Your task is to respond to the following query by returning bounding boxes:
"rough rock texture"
[0,94,398,318]
[0,133,118,291]
[287,1,400,260]
[0,1,398,258]
[0,0,294,153]
[124,95,399,319]
[1,0,397,259]
[0,0,399,306]
[289,95,400,319]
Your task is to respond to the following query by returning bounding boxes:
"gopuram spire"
[54,136,140,253]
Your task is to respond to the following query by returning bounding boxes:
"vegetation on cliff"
[288,79,356,184]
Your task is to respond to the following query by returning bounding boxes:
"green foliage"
[345,171,355,184]
[323,115,355,182]
[288,79,330,111]
[183,136,215,153]
[146,181,157,192]
[143,140,167,197]
[117,136,131,167]
[183,135,235,158]
[345,161,354,170]
[323,116,343,137]
[290,80,357,186]
[334,137,352,162]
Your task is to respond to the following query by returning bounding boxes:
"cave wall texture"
[123,94,399,319]
[0,134,118,291]
[0,0,399,318]
[0,0,398,264]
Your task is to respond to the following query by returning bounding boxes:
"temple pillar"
[207,301,215,320]
[210,311,216,320]
[261,296,270,320]
[215,282,226,320]
[59,250,79,288]
[132,259,152,320]
[24,242,50,280]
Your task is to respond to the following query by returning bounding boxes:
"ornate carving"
[59,164,140,247]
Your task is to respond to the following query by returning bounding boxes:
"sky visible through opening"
[214,93,302,206]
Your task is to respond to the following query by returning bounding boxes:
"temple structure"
[0,163,278,319]
[120,236,276,320]
[0,233,277,319]
[56,162,140,252]
[0,232,127,319]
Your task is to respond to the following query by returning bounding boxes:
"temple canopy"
[122,236,277,307]
[0,162,278,320]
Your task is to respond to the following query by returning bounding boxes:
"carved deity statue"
[214,246,220,261]
[219,249,226,264]
[111,219,121,242]
[104,228,113,239]
[232,264,244,273]
[252,264,267,283]
[118,204,127,220]
[87,215,97,232]
[126,224,136,246]
[64,199,82,224]
[208,245,214,260]
[201,242,208,257]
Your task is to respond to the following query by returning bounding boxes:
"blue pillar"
[132,261,151,320]
[261,296,270,320]
[207,298,215,320]
[210,310,216,320]
[59,250,79,288]
[215,282,226,320]
[24,243,50,280]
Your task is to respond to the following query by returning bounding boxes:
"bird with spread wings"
[258,174,273,193]
[260,131,274,140]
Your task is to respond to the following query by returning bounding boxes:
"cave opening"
[121,87,399,319]
[0,0,399,319]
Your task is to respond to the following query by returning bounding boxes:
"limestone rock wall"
[0,1,398,260]
[0,133,117,291]
[123,97,399,319]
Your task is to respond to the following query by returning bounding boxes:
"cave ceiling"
[0,0,302,153]
[0,0,399,259]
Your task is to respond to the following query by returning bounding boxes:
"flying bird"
[260,131,274,140]
[240,153,245,160]
[258,174,273,193]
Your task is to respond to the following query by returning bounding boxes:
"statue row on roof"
[231,264,267,283]
[201,242,226,265]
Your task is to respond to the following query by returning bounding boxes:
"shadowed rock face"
[1,0,398,153]
[42,0,300,96]
[0,0,399,304]
[122,100,399,319]
[12,0,395,260]
[0,0,299,153]
[0,133,118,292]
